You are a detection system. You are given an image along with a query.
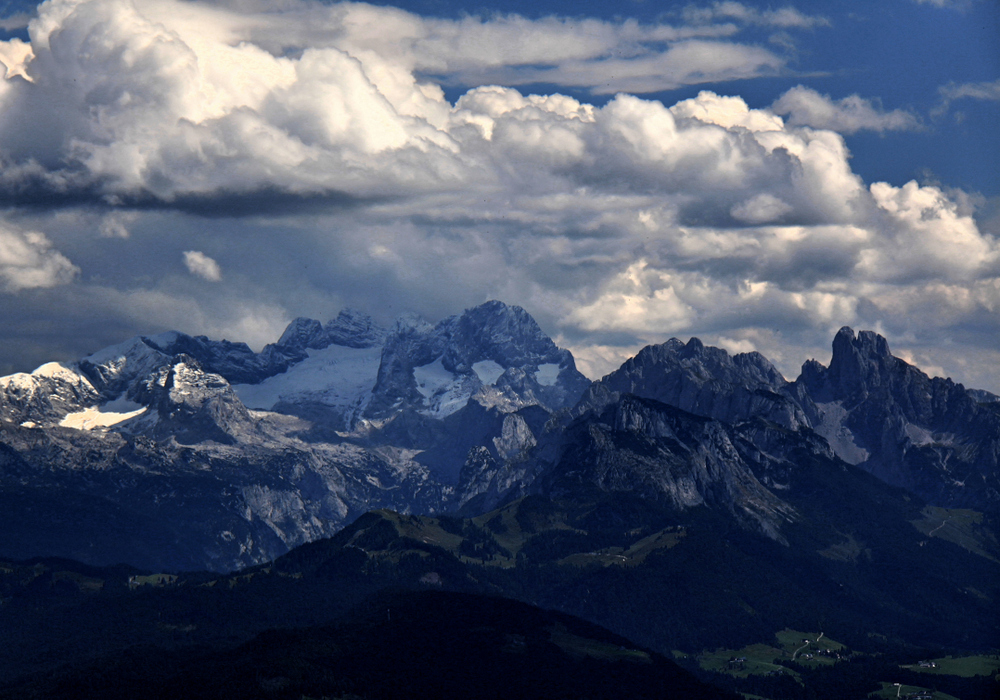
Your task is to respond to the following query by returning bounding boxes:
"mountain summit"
[798,327,1000,510]
[0,301,588,570]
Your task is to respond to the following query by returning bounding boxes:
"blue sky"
[0,0,997,391]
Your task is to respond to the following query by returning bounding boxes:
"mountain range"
[1,300,995,572]
[0,300,998,697]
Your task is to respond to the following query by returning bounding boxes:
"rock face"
[577,326,999,515]
[0,363,101,424]
[277,309,387,352]
[141,356,261,445]
[538,395,797,540]
[796,327,1000,512]
[576,338,808,430]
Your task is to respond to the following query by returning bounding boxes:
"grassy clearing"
[818,532,868,562]
[697,629,851,679]
[547,623,652,663]
[697,643,798,680]
[129,573,177,587]
[52,570,104,592]
[902,655,1000,678]
[387,513,466,552]
[871,682,960,700]
[472,504,534,562]
[775,629,844,655]
[910,507,999,562]
[557,527,685,568]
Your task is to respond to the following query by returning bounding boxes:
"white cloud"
[771,85,921,134]
[446,39,787,95]
[0,0,810,204]
[934,79,1000,116]
[862,181,997,282]
[0,0,995,394]
[939,79,1000,103]
[0,38,32,81]
[911,0,974,8]
[0,225,78,292]
[683,2,830,29]
[99,211,138,238]
[183,250,222,281]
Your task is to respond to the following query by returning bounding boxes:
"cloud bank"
[0,0,996,394]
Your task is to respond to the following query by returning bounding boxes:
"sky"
[0,0,997,392]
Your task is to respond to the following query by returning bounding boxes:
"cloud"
[730,193,793,224]
[0,0,994,395]
[0,38,32,81]
[682,2,830,29]
[440,39,787,95]
[183,250,222,281]
[0,0,813,205]
[0,224,78,292]
[939,79,1000,103]
[99,211,138,238]
[911,0,975,8]
[934,79,1000,116]
[771,86,921,134]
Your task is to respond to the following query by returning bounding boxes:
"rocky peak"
[794,327,1000,514]
[152,355,230,404]
[0,362,100,425]
[441,301,561,372]
[821,327,898,404]
[366,302,589,420]
[277,318,327,351]
[324,309,387,349]
[576,337,805,429]
[143,355,258,445]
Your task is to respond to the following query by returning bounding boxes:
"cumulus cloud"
[0,225,78,292]
[771,86,921,134]
[0,0,995,394]
[0,0,824,205]
[183,250,222,281]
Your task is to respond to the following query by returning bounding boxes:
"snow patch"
[59,397,146,430]
[147,331,183,349]
[84,336,157,365]
[32,362,86,383]
[413,358,477,418]
[0,372,38,393]
[233,344,381,413]
[414,358,456,399]
[535,363,561,386]
[472,360,505,386]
